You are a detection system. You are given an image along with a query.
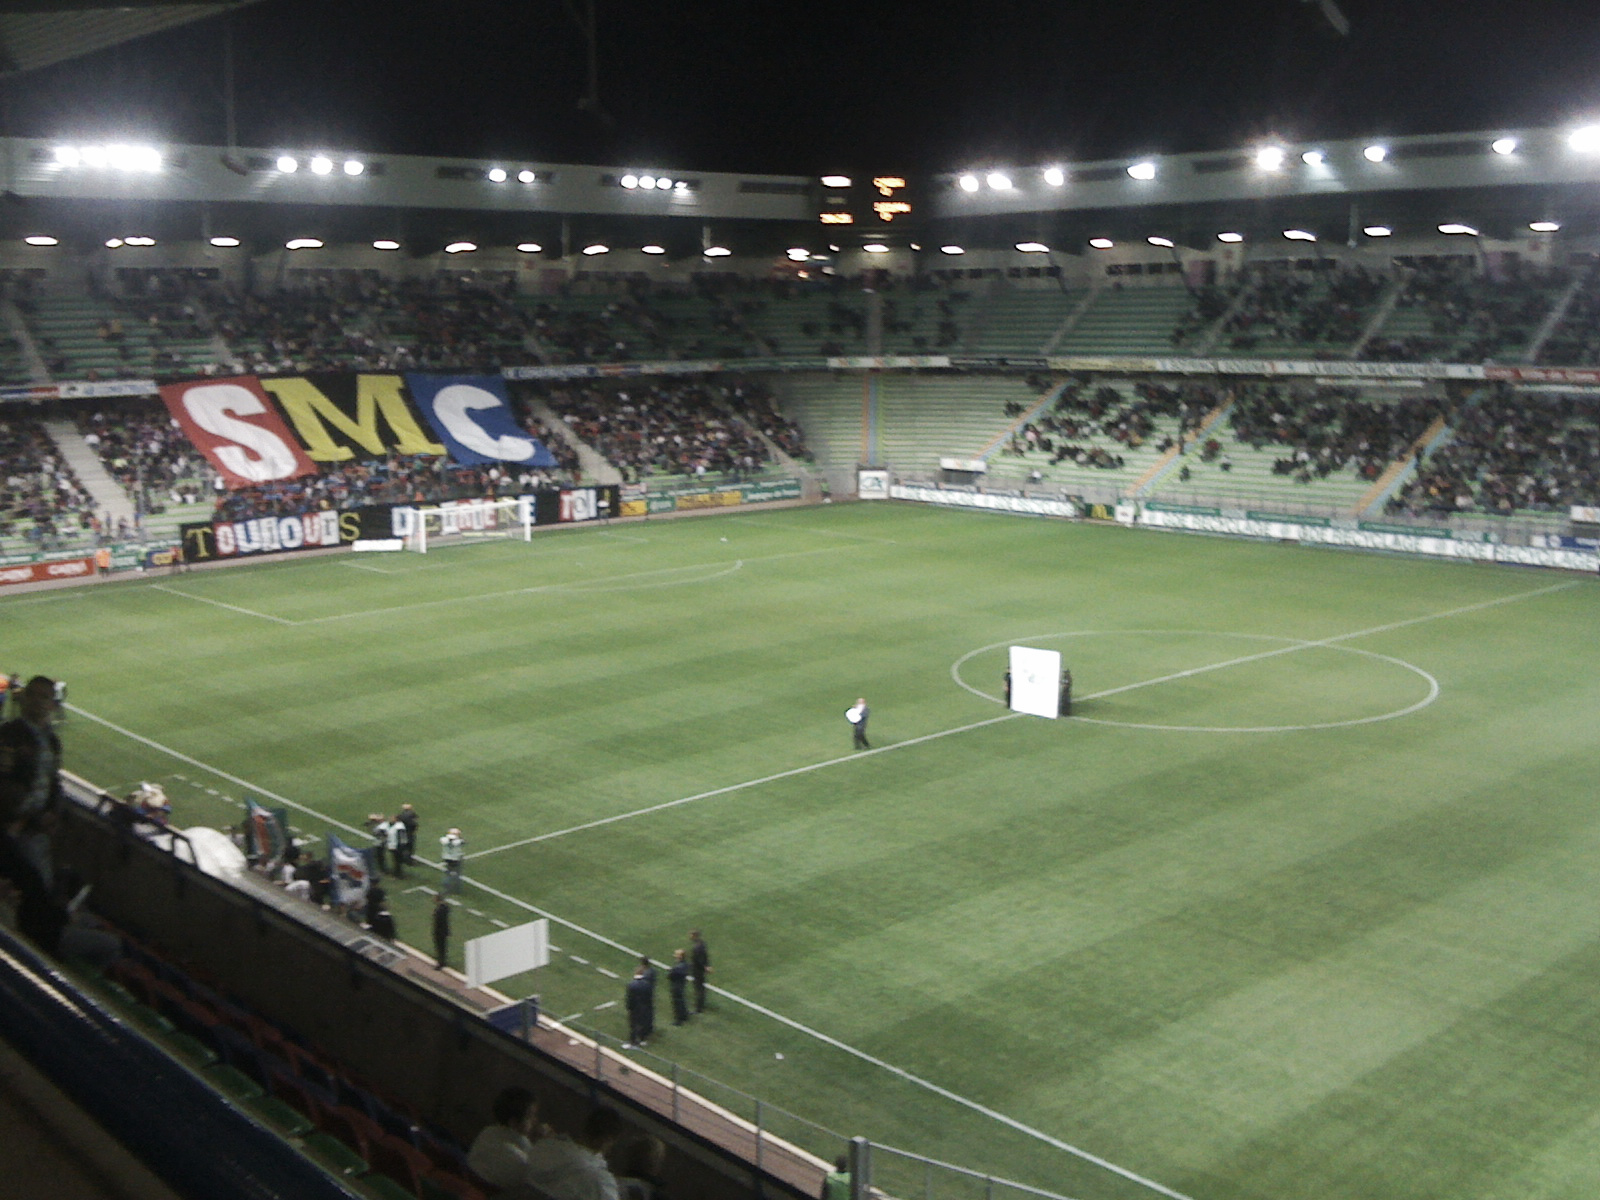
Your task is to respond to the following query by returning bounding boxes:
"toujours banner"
[179,487,620,563]
[159,372,559,490]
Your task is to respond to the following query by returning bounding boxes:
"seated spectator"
[467,1085,547,1190]
[520,1105,624,1200]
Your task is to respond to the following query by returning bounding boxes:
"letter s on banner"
[160,377,318,487]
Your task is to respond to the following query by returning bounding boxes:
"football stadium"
[3,5,1600,1200]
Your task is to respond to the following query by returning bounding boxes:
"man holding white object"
[845,697,870,750]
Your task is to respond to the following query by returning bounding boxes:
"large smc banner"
[160,373,557,489]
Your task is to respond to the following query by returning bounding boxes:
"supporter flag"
[405,374,559,467]
[244,798,288,864]
[328,833,371,909]
[160,375,319,488]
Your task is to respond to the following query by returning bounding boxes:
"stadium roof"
[0,1,258,77]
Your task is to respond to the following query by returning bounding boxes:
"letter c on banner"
[432,384,536,460]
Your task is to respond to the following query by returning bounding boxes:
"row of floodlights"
[953,128,1600,191]
[15,235,750,256]
[927,220,1563,254]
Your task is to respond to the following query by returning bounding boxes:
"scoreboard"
[817,174,918,232]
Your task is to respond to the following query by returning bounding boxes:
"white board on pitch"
[465,918,550,989]
[1009,646,1062,719]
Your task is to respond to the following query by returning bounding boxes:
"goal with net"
[401,497,533,553]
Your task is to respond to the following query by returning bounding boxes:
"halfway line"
[149,584,295,625]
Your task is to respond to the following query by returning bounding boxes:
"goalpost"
[402,497,533,553]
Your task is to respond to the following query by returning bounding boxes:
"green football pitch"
[9,502,1600,1200]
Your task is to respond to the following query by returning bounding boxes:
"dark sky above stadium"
[7,0,1600,177]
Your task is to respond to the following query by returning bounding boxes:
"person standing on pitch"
[668,948,692,1025]
[432,891,451,970]
[440,827,465,894]
[397,802,420,868]
[846,697,870,750]
[688,928,712,1013]
[624,964,653,1048]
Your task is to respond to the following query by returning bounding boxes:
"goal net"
[402,497,532,553]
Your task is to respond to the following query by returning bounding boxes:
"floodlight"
[124,236,156,246]
[656,177,673,190]
[372,240,401,251]
[516,242,543,253]
[104,239,123,248]
[309,155,334,175]
[940,245,965,255]
[1363,225,1393,237]
[285,238,324,250]
[1147,236,1175,248]
[1301,149,1325,166]
[209,236,241,248]
[1438,223,1479,236]
[343,159,364,176]
[1529,221,1561,233]
[1042,166,1066,187]
[828,244,840,252]
[1569,126,1600,152]
[277,155,299,173]
[820,175,851,188]
[1362,144,1388,162]
[1089,237,1114,249]
[641,245,666,255]
[1217,232,1244,243]
[53,146,80,167]
[1255,146,1285,171]
[1015,242,1049,253]
[620,174,639,189]
[582,244,610,255]
[1283,229,1317,241]
[704,245,733,257]
[958,173,980,192]
[674,180,690,191]
[986,171,1012,190]
[487,167,507,183]
[786,248,809,261]
[518,170,536,184]
[1491,137,1517,155]
[639,174,657,189]
[444,241,477,254]
[1127,161,1157,180]
[23,235,57,246]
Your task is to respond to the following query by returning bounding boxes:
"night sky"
[5,0,1600,177]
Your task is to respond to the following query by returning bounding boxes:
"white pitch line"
[596,967,620,979]
[61,697,1187,1197]
[149,583,296,625]
[468,710,1025,860]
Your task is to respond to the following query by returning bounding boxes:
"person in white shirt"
[466,1086,545,1190]
[523,1106,624,1200]
[440,827,465,894]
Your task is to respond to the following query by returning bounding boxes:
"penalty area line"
[149,583,296,625]
[468,710,1025,860]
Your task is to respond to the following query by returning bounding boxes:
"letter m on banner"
[161,376,318,488]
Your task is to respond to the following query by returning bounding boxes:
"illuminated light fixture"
[639,174,657,189]
[1217,232,1244,243]
[1301,149,1325,166]
[443,241,477,254]
[1042,166,1066,187]
[910,243,921,251]
[1363,225,1393,237]
[1363,144,1388,162]
[1147,236,1175,248]
[620,174,639,189]
[309,155,334,175]
[861,244,890,254]
[940,245,965,255]
[53,146,80,166]
[487,167,507,183]
[820,175,851,187]
[1015,241,1049,253]
[1255,146,1285,171]
[372,239,401,251]
[209,236,241,248]
[1569,126,1600,152]
[518,170,536,184]
[641,245,666,255]
[56,143,161,171]
[786,248,810,261]
[1438,223,1479,236]
[581,244,609,255]
[828,244,840,252]
[1283,229,1317,241]
[23,235,57,246]
[343,159,364,176]
[655,176,673,190]
[1127,160,1157,180]
[104,238,123,248]
[986,171,1012,190]
[285,238,323,250]
[123,236,156,247]
[515,242,543,253]
[958,173,980,192]
[1529,221,1561,233]
[1491,137,1518,155]
[1089,237,1114,249]
[277,155,299,173]
[704,245,733,257]
[674,180,690,191]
